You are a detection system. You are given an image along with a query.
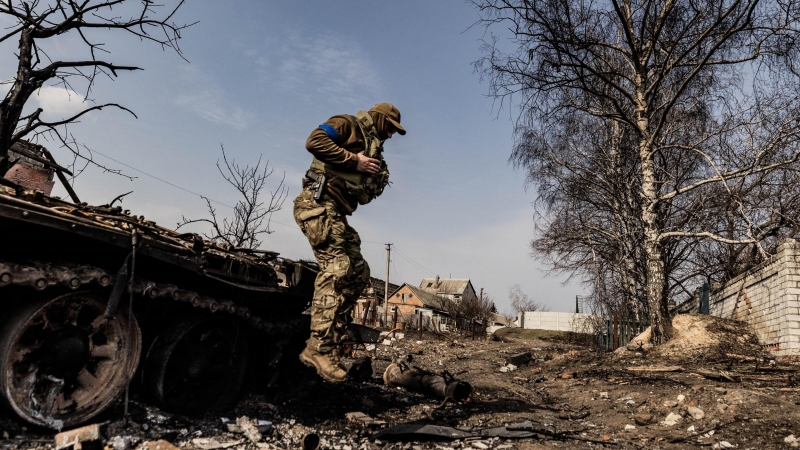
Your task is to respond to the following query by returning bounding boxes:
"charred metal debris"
[0,185,318,429]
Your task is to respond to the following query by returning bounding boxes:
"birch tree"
[476,0,800,343]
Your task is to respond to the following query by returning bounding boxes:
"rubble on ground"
[621,314,768,362]
[1,324,800,449]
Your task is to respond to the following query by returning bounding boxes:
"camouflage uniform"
[295,104,405,365]
[293,188,370,354]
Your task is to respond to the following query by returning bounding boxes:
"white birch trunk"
[638,107,673,344]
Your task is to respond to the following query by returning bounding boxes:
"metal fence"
[356,306,486,337]
[598,309,649,351]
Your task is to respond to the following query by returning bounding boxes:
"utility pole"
[384,243,392,327]
[480,287,484,301]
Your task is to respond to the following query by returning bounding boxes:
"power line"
[393,246,436,276]
[391,256,402,284]
[393,248,435,277]
[88,147,236,209]
[89,147,302,232]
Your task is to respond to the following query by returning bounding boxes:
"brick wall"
[708,239,800,356]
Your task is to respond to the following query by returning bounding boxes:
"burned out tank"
[0,176,317,429]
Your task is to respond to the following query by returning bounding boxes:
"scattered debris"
[662,412,683,426]
[627,314,766,362]
[557,410,590,420]
[106,435,136,450]
[234,416,263,443]
[10,318,800,449]
[371,424,474,441]
[138,441,179,450]
[692,369,741,382]
[345,411,387,427]
[634,413,655,426]
[55,423,101,450]
[505,352,532,366]
[687,406,705,420]
[626,365,683,372]
[499,364,517,373]
[301,433,320,450]
[343,356,374,382]
[225,417,272,435]
[371,421,614,445]
[383,356,472,405]
[191,438,245,449]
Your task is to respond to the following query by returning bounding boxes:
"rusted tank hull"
[0,187,316,428]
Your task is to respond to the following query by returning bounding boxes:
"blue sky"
[1,1,582,312]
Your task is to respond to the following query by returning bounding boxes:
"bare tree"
[476,0,800,343]
[441,290,494,333]
[0,0,192,177]
[508,284,546,315]
[178,145,288,250]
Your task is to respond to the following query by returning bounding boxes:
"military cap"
[369,103,406,135]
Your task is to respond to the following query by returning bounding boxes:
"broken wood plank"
[626,366,683,372]
[54,424,101,450]
[691,369,740,382]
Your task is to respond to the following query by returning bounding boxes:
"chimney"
[4,142,55,195]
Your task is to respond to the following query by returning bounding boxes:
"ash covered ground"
[4,315,800,450]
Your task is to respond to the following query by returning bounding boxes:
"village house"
[419,276,478,304]
[386,283,449,329]
[353,277,399,325]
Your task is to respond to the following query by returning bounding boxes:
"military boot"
[299,347,348,383]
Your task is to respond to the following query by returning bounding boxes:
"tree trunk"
[639,128,672,345]
[0,28,37,173]
[643,223,671,344]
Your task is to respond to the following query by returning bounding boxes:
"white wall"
[518,311,595,332]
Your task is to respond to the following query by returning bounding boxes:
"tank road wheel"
[0,292,141,429]
[142,315,248,416]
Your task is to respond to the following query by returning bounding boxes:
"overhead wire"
[393,246,436,276]
[88,147,302,231]
[391,256,402,285]
[393,247,436,277]
[86,150,439,277]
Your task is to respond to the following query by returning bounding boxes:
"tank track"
[0,259,310,393]
[0,259,299,334]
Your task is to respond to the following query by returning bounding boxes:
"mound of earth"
[624,314,767,362]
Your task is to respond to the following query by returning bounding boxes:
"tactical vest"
[309,110,389,205]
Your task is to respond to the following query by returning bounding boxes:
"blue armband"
[318,124,340,143]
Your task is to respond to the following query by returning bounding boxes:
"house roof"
[371,277,400,299]
[360,277,400,300]
[397,284,448,312]
[490,312,512,326]
[419,278,472,295]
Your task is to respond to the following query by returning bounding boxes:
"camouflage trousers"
[293,188,370,355]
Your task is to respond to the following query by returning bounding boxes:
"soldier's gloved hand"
[356,153,380,174]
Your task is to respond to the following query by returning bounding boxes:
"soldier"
[294,103,405,382]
